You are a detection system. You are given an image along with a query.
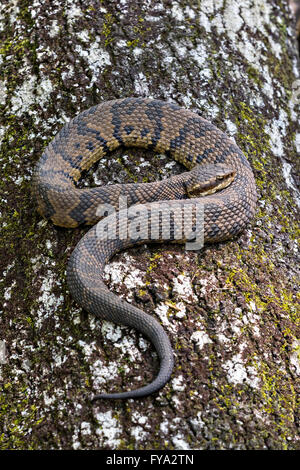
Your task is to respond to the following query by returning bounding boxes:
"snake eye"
[217,171,235,181]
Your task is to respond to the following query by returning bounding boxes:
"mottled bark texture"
[0,0,299,450]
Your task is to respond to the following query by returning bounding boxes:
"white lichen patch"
[154,303,176,333]
[0,125,6,146]
[225,119,238,137]
[171,433,191,450]
[36,77,54,107]
[65,0,82,24]
[94,410,122,448]
[188,412,205,434]
[160,419,169,435]
[6,0,19,24]
[2,261,15,277]
[90,358,120,392]
[206,0,273,61]
[266,110,288,157]
[172,374,186,392]
[295,133,300,153]
[72,430,81,450]
[134,72,151,97]
[130,425,148,442]
[180,91,194,109]
[31,254,54,273]
[191,330,213,349]
[112,334,142,362]
[123,269,145,292]
[188,43,209,69]
[197,276,214,296]
[241,310,261,337]
[78,339,97,358]
[240,1,273,37]
[35,272,64,326]
[172,273,197,303]
[195,0,293,134]
[223,352,260,389]
[216,304,261,347]
[9,66,55,117]
[171,2,185,22]
[74,37,111,86]
[104,253,145,302]
[290,339,300,376]
[10,74,36,115]
[80,421,91,436]
[282,162,300,207]
[43,391,57,407]
[131,411,149,427]
[101,321,123,343]
[52,351,67,368]
[48,19,60,38]
[100,321,143,363]
[174,301,187,318]
[0,80,7,105]
[222,3,244,42]
[3,280,16,302]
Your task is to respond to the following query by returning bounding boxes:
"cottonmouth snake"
[33,98,257,399]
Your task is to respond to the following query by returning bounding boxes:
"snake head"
[186,163,236,198]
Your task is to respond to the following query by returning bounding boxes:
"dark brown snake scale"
[33,98,257,400]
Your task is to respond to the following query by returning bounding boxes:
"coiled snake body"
[33,98,257,399]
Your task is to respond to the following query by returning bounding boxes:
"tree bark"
[0,0,299,450]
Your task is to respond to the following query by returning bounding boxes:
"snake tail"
[66,223,175,399]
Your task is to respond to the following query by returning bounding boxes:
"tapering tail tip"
[91,353,175,401]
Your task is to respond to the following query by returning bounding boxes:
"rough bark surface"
[0,0,299,450]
